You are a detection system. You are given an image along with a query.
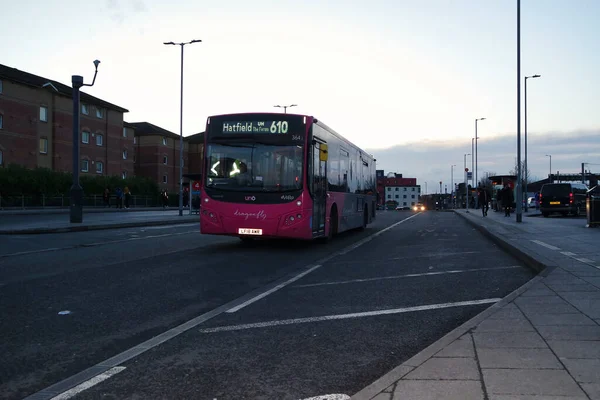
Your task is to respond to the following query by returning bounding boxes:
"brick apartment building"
[0,64,133,177]
[126,122,205,192]
[376,170,421,208]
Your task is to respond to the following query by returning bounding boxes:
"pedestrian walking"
[124,186,131,209]
[502,185,513,217]
[103,187,110,208]
[478,188,490,217]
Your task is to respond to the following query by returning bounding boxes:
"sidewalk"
[353,208,600,400]
[0,210,199,234]
[0,206,169,216]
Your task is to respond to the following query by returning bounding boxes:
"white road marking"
[329,251,482,265]
[574,257,596,264]
[300,395,350,400]
[49,367,126,400]
[531,240,561,250]
[293,266,523,288]
[226,213,421,313]
[0,230,198,258]
[203,298,501,333]
[561,251,577,256]
[226,265,322,313]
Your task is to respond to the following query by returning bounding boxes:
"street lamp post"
[274,104,297,114]
[70,60,100,224]
[425,181,427,195]
[451,164,456,208]
[464,153,471,212]
[164,39,202,217]
[516,0,523,223]
[475,117,486,191]
[546,154,552,181]
[524,74,541,211]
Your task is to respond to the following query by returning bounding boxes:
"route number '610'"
[270,121,289,134]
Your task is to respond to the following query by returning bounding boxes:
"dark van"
[540,183,588,217]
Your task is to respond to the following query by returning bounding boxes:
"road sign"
[465,168,469,172]
[467,172,473,180]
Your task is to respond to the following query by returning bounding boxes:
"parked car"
[539,183,588,217]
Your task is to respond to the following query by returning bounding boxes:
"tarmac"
[353,206,600,400]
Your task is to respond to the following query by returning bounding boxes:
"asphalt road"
[0,211,535,400]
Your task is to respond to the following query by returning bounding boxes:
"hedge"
[0,164,159,196]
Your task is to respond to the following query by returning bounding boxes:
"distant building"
[376,171,420,207]
[0,64,132,176]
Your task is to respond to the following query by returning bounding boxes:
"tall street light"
[274,104,297,113]
[464,153,471,212]
[516,0,523,223]
[475,117,486,191]
[451,164,456,208]
[524,74,541,211]
[545,154,552,181]
[164,39,202,217]
[70,60,100,224]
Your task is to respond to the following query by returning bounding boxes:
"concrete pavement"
[0,210,198,234]
[355,208,600,400]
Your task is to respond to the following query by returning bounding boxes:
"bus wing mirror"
[319,144,328,161]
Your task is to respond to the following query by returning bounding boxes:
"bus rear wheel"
[359,206,368,230]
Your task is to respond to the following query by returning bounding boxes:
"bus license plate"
[239,228,263,235]
[550,201,560,205]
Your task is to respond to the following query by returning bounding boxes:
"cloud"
[368,129,600,190]
[105,0,147,24]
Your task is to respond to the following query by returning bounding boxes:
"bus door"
[311,139,328,236]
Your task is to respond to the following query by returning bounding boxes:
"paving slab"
[536,324,600,340]
[548,340,600,359]
[472,318,535,333]
[477,348,563,369]
[527,313,598,326]
[403,357,480,380]
[582,382,600,400]
[472,332,548,349]
[391,380,484,400]
[562,358,600,384]
[434,336,475,358]
[482,369,587,397]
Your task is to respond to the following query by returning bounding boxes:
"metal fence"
[0,194,183,209]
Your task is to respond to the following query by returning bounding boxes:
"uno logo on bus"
[245,196,256,201]
[281,195,295,201]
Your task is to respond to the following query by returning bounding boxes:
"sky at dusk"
[2,0,599,186]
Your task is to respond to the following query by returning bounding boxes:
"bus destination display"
[222,121,291,134]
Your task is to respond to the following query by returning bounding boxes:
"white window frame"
[96,134,103,146]
[163,155,168,165]
[122,171,127,179]
[123,128,127,138]
[0,114,3,129]
[40,106,48,122]
[82,131,90,144]
[0,79,3,94]
[96,161,103,174]
[163,174,168,184]
[96,108,104,119]
[81,104,89,115]
[81,159,89,172]
[133,136,137,144]
[39,138,48,154]
[123,150,128,160]
[162,137,167,145]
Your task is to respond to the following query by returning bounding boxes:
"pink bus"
[200,113,377,241]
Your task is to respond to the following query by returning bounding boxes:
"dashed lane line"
[49,367,126,400]
[531,240,561,251]
[201,298,502,333]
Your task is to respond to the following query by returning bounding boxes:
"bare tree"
[478,171,497,190]
[509,161,534,184]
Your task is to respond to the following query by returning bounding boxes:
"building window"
[123,150,127,160]
[403,194,407,198]
[163,174,168,184]
[96,134,103,146]
[40,106,48,122]
[0,114,3,129]
[96,161,103,174]
[403,202,407,206]
[387,194,391,199]
[411,195,415,198]
[82,131,90,144]
[411,202,416,206]
[395,195,399,199]
[163,155,168,165]
[123,128,127,138]
[81,104,88,115]
[404,187,407,191]
[395,187,399,191]
[412,187,415,191]
[0,80,3,94]
[162,137,167,145]
[81,159,89,172]
[133,155,136,163]
[96,108,104,118]
[122,171,127,179]
[386,187,391,192]
[0,149,3,166]
[39,138,48,154]
[133,136,137,144]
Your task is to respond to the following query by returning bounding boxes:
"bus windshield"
[205,142,303,192]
